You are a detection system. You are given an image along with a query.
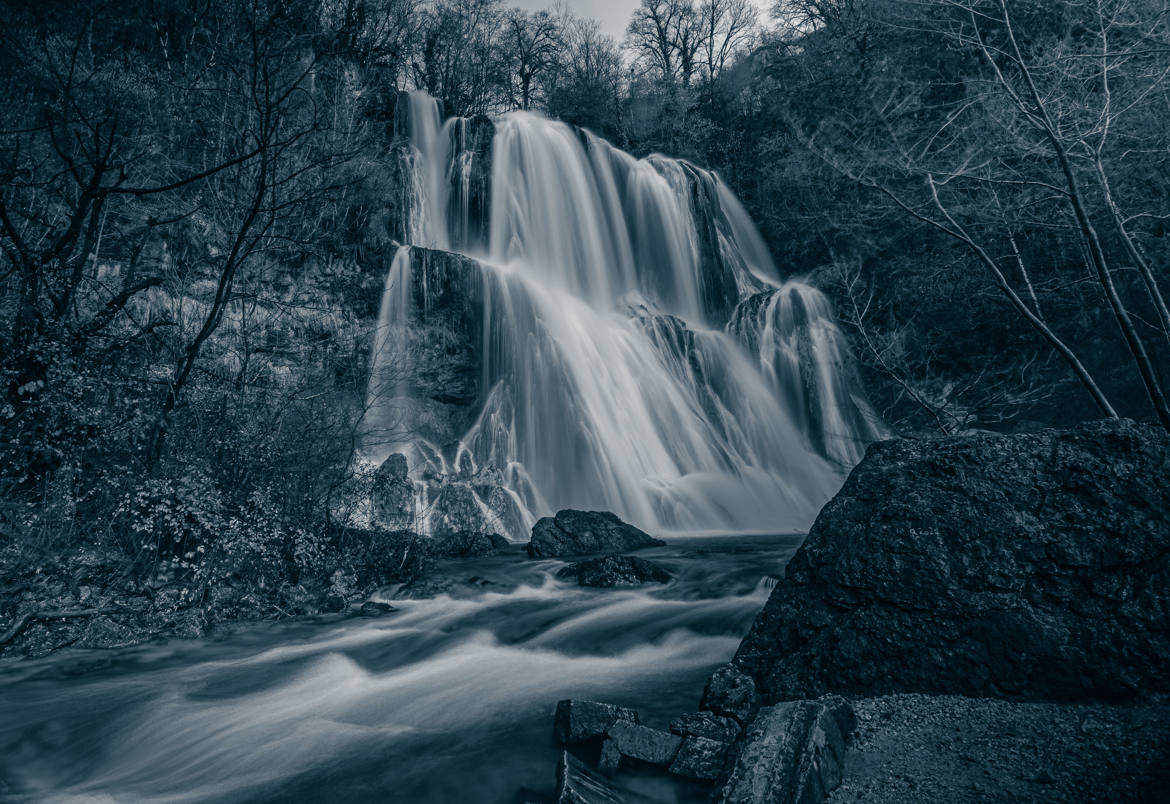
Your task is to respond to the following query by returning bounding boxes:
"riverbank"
[0,528,517,660]
[831,694,1170,803]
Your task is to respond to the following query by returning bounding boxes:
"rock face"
[445,115,494,252]
[714,699,852,804]
[734,419,1170,703]
[528,510,666,558]
[554,699,641,746]
[555,555,672,587]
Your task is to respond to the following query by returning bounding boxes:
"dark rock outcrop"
[554,699,640,746]
[528,510,665,558]
[555,555,672,587]
[700,663,759,725]
[734,419,1170,703]
[713,698,853,804]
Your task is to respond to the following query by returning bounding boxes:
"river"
[0,534,800,803]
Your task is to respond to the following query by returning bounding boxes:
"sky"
[509,0,775,49]
[510,0,638,40]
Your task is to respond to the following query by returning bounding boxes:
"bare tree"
[697,0,758,83]
[626,0,686,81]
[504,10,562,110]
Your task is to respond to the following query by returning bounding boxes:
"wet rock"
[605,720,682,766]
[669,711,742,742]
[700,664,759,725]
[556,751,626,804]
[554,700,641,746]
[598,738,621,774]
[669,735,732,781]
[372,453,414,530]
[733,420,1170,703]
[322,593,347,613]
[528,510,665,558]
[713,699,848,804]
[555,555,672,587]
[358,601,395,617]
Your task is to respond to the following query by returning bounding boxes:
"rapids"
[0,535,800,803]
[361,92,882,539]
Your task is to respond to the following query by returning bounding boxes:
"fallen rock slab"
[554,699,640,745]
[555,555,672,587]
[606,720,682,766]
[714,698,851,804]
[733,420,1170,703]
[528,510,665,558]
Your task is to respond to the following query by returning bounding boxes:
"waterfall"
[362,90,882,538]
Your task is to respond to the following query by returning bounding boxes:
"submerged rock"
[358,601,395,617]
[714,698,851,804]
[700,664,759,725]
[734,419,1170,703]
[528,511,665,558]
[555,555,672,587]
[554,699,641,746]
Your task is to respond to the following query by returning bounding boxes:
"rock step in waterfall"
[359,89,883,540]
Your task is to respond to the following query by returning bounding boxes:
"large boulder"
[734,419,1170,703]
[713,699,852,804]
[555,555,672,587]
[528,510,665,558]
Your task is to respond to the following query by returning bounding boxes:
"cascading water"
[363,90,883,538]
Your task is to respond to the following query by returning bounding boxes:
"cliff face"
[734,419,1170,703]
